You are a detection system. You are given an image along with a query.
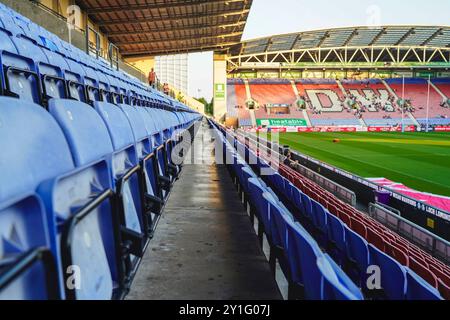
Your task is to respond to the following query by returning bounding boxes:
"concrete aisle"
[127,120,281,300]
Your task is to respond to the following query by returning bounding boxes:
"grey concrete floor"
[127,121,281,300]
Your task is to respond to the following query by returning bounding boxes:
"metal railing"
[108,43,120,70]
[237,130,357,207]
[369,202,450,264]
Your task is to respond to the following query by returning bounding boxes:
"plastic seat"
[409,257,438,288]
[344,226,370,287]
[368,244,406,300]
[406,269,443,300]
[47,98,128,299]
[327,214,347,266]
[317,254,363,300]
[286,221,323,300]
[0,195,60,300]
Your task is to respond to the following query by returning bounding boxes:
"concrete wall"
[0,0,147,80]
[0,0,86,50]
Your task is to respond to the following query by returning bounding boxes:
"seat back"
[48,99,114,167]
[0,195,57,300]
[317,254,363,300]
[287,222,323,299]
[368,244,406,299]
[406,269,443,300]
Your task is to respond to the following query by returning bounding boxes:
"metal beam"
[106,21,246,37]
[114,31,243,46]
[86,0,247,15]
[122,42,240,57]
[97,8,250,27]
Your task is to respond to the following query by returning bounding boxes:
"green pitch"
[274,132,450,197]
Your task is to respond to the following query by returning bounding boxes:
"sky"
[188,0,450,100]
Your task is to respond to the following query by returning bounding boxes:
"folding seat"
[0,167,61,300]
[0,12,23,36]
[248,178,270,235]
[81,65,101,104]
[310,200,328,247]
[63,58,87,103]
[406,269,443,300]
[47,98,138,299]
[368,244,406,300]
[96,71,112,102]
[408,257,438,288]
[265,192,293,252]
[286,221,323,300]
[366,227,386,252]
[317,254,364,300]
[327,214,347,266]
[0,96,119,300]
[0,42,43,105]
[350,216,367,238]
[120,105,162,216]
[385,242,409,267]
[344,226,370,288]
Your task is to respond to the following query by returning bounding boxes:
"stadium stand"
[230,78,450,128]
[210,120,446,299]
[296,79,362,126]
[386,78,449,125]
[0,3,201,300]
[248,79,296,106]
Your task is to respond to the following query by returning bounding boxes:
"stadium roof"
[76,0,253,57]
[228,26,450,56]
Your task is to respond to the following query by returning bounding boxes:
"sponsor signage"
[297,127,358,133]
[214,83,225,101]
[434,125,450,132]
[368,126,416,132]
[256,119,307,127]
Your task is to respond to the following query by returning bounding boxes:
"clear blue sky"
[188,0,450,100]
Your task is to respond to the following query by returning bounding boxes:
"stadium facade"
[216,26,450,129]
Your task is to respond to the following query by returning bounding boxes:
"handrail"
[236,130,357,207]
[369,202,450,264]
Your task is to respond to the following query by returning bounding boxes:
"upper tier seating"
[386,78,449,122]
[296,79,361,126]
[249,82,296,106]
[0,3,201,300]
[232,78,450,127]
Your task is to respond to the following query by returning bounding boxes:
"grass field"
[275,132,450,197]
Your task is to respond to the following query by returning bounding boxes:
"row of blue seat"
[210,121,444,300]
[210,121,364,300]
[0,94,200,300]
[0,3,186,112]
[0,3,202,300]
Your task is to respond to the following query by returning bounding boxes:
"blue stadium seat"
[47,98,125,299]
[286,221,323,300]
[327,214,347,266]
[406,269,443,300]
[0,97,74,299]
[63,58,87,103]
[119,105,164,228]
[368,244,406,300]
[0,195,59,300]
[317,254,363,300]
[344,225,370,288]
[94,101,148,276]
[81,65,101,104]
[0,50,42,104]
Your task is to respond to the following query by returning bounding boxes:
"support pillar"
[213,53,228,122]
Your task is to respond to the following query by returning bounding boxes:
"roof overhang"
[76,0,253,57]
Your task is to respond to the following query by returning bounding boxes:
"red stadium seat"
[409,257,438,288]
[366,227,386,252]
[350,217,367,238]
[385,242,409,266]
